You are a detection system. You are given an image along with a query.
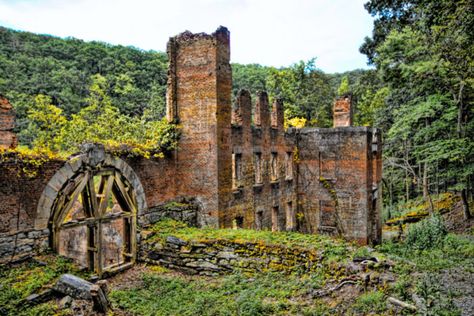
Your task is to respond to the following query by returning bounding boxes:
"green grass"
[0,254,89,316]
[111,269,354,316]
[352,290,387,314]
[148,218,350,258]
[378,233,474,272]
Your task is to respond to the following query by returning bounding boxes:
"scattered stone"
[388,296,417,312]
[25,289,54,305]
[53,274,109,313]
[141,230,155,240]
[58,295,73,309]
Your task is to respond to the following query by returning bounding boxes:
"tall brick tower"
[166,27,232,227]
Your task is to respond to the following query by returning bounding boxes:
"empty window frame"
[232,153,243,189]
[285,152,293,180]
[270,152,278,181]
[254,152,263,184]
[256,210,264,230]
[272,206,279,232]
[232,216,244,229]
[285,201,294,231]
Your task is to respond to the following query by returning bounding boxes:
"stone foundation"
[140,234,322,276]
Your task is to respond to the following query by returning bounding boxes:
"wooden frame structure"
[51,167,137,277]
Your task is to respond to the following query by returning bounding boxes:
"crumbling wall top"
[171,26,229,44]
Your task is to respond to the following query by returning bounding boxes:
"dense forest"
[0,0,473,219]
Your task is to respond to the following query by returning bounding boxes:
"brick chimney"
[333,94,353,127]
[0,96,17,149]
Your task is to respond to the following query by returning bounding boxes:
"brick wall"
[333,95,353,127]
[0,96,17,149]
[226,90,297,231]
[167,27,232,228]
[296,127,382,244]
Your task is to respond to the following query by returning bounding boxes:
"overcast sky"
[0,0,374,73]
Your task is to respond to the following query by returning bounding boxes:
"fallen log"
[388,296,417,311]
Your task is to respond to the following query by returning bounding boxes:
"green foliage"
[267,59,334,127]
[0,26,168,126]
[18,75,179,158]
[111,271,305,316]
[415,274,461,316]
[149,218,349,254]
[352,290,387,314]
[405,214,447,250]
[362,0,474,211]
[337,76,350,96]
[231,63,273,98]
[377,233,474,272]
[0,255,89,316]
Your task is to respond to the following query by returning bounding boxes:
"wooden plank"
[98,176,114,216]
[88,175,100,217]
[113,173,137,214]
[54,172,89,226]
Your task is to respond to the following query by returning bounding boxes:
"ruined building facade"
[0,27,382,274]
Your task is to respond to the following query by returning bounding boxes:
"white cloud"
[0,0,374,72]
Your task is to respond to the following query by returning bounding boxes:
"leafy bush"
[405,214,447,250]
[18,75,180,159]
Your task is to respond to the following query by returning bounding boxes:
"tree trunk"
[461,188,471,220]
[423,162,434,214]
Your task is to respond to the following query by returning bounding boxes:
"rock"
[380,273,396,284]
[53,274,109,313]
[58,296,73,309]
[346,262,363,274]
[166,236,188,246]
[185,260,220,270]
[25,289,54,305]
[54,274,94,300]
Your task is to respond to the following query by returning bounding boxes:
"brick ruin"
[0,96,17,149]
[0,27,382,274]
[333,94,353,127]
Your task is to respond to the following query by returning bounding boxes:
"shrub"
[405,214,447,250]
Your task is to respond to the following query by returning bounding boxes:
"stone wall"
[140,234,321,276]
[0,96,17,149]
[139,199,199,228]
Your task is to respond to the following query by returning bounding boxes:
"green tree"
[363,0,474,218]
[267,59,334,127]
[337,76,350,96]
[20,94,66,151]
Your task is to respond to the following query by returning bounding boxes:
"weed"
[405,214,447,250]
